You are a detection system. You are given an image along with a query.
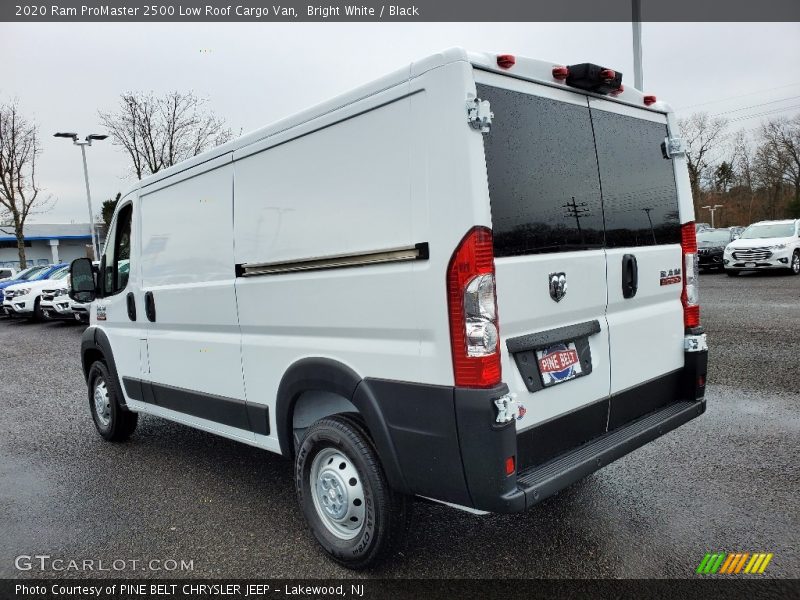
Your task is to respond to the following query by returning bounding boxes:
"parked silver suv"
[724,220,800,276]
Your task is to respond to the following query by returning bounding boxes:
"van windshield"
[477,83,681,256]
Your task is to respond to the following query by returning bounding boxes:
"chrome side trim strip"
[236,242,429,277]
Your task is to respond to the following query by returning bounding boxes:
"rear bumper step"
[509,399,705,510]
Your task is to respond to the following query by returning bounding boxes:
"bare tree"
[752,127,790,220]
[732,130,758,222]
[99,91,233,179]
[763,116,800,211]
[0,100,51,268]
[678,112,729,209]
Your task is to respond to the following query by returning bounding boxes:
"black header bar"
[4,0,799,22]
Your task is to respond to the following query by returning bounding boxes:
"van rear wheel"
[295,414,411,569]
[88,361,138,441]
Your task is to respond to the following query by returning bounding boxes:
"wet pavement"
[1,269,798,579]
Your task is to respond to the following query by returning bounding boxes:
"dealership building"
[0,223,105,268]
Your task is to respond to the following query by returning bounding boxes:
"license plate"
[536,341,583,387]
[746,262,756,267]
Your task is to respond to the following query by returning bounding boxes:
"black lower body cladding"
[363,349,707,514]
[356,379,490,508]
[359,378,521,512]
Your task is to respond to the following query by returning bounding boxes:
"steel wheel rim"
[93,378,111,427]
[309,447,366,540]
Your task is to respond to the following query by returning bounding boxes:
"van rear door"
[588,99,685,425]
[476,74,612,465]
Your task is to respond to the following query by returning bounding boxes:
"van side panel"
[139,159,248,412]
[233,83,426,444]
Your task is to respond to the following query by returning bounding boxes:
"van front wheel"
[295,414,411,569]
[88,361,138,441]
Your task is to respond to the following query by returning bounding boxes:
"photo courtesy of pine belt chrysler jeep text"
[68,49,708,569]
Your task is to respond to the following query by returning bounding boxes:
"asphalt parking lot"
[1,270,798,579]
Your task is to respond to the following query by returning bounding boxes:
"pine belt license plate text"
[536,341,583,387]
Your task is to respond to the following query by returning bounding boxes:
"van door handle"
[144,291,156,322]
[126,292,137,321]
[622,254,638,299]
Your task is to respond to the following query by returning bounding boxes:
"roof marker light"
[644,95,657,106]
[496,54,516,69]
[552,65,569,80]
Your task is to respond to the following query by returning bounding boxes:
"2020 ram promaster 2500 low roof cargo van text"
[69,48,708,568]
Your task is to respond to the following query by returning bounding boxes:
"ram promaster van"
[70,49,708,568]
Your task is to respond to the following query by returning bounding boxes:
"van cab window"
[102,203,133,295]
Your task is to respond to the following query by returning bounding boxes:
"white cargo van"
[69,49,708,568]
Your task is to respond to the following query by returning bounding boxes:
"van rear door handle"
[622,254,638,299]
[126,292,137,321]
[144,291,156,322]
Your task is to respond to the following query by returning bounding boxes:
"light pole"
[632,0,643,90]
[54,132,107,260]
[701,204,724,228]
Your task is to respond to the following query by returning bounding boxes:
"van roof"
[125,48,671,198]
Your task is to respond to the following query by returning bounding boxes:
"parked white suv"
[40,284,74,320]
[68,296,92,323]
[67,49,708,568]
[3,265,70,320]
[724,219,800,276]
[45,261,100,322]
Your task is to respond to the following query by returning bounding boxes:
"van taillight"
[446,227,501,388]
[681,222,700,329]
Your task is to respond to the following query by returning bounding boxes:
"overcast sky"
[3,22,799,224]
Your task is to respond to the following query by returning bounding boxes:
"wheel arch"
[80,326,130,409]
[275,357,409,494]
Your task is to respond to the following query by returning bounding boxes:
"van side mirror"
[69,257,96,303]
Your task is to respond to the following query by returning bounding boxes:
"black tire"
[87,361,138,441]
[725,270,740,277]
[31,298,43,322]
[295,414,411,569]
[790,251,800,276]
